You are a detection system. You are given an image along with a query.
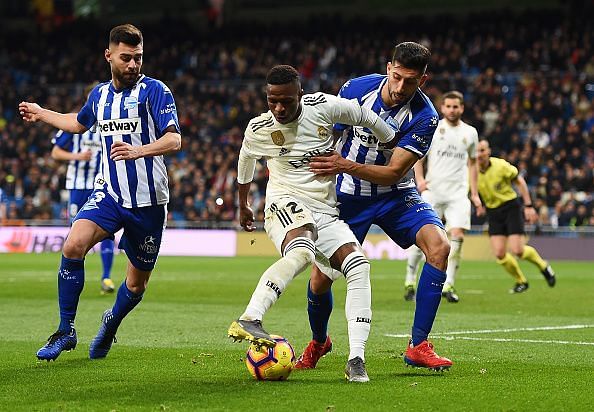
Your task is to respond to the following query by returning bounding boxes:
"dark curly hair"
[392,42,430,74]
[266,65,300,85]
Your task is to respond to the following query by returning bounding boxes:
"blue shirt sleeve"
[148,80,180,136]
[76,85,100,129]
[397,113,438,158]
[52,130,74,151]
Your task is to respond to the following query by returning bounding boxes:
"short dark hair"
[442,90,464,104]
[391,42,431,74]
[266,65,300,86]
[109,24,143,46]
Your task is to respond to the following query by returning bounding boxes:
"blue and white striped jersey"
[52,130,102,190]
[335,74,439,197]
[77,75,180,208]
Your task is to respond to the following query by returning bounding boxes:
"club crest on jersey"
[271,130,285,146]
[386,117,400,132]
[439,127,445,134]
[317,126,329,139]
[123,96,138,110]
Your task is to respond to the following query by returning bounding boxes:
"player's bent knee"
[62,238,88,259]
[310,266,332,294]
[283,237,316,273]
[341,251,370,282]
[426,240,450,268]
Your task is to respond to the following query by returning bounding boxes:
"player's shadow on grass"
[392,370,449,378]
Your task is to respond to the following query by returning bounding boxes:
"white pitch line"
[385,324,594,339]
[437,336,594,346]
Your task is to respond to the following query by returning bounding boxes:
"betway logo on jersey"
[98,118,141,136]
[354,127,379,146]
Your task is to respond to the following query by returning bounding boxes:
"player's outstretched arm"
[310,147,417,186]
[331,97,396,144]
[51,145,92,161]
[19,102,86,133]
[110,126,181,161]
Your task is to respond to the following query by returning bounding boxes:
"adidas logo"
[279,147,290,156]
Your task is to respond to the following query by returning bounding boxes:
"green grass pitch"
[1,253,593,411]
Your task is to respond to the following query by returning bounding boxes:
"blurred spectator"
[0,9,592,227]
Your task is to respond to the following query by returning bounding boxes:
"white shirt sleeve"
[326,94,395,144]
[237,131,260,184]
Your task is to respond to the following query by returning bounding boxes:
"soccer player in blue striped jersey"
[296,42,453,371]
[19,24,181,361]
[52,84,115,294]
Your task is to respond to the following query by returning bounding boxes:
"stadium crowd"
[0,8,592,228]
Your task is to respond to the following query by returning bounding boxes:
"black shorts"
[486,199,525,236]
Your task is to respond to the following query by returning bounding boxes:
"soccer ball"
[245,335,296,381]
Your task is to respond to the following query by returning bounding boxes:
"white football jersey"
[240,92,394,215]
[424,119,478,199]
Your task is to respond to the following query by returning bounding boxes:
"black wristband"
[524,204,533,208]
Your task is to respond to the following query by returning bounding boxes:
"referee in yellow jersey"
[476,140,556,293]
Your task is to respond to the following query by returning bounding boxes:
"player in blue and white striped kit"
[19,24,181,361]
[52,108,116,294]
[296,42,454,371]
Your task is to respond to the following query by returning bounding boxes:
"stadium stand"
[0,9,592,227]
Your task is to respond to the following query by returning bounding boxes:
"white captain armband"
[237,150,256,184]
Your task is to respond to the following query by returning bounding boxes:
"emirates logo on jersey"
[271,130,285,146]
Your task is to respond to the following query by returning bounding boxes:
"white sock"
[242,237,315,320]
[405,245,423,286]
[445,238,463,288]
[342,251,371,361]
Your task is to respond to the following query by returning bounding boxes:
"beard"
[114,69,140,88]
[390,90,409,105]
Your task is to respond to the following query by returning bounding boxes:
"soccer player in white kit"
[404,91,483,303]
[228,65,396,382]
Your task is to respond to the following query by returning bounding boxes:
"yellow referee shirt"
[478,157,519,209]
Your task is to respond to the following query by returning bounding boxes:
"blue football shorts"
[73,188,167,271]
[68,189,94,220]
[337,188,444,249]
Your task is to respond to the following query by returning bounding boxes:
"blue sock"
[412,263,446,346]
[58,255,85,333]
[100,239,114,280]
[109,281,143,330]
[307,281,333,343]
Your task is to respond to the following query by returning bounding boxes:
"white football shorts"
[421,190,471,231]
[264,195,359,281]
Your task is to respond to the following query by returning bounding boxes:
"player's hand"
[19,102,44,123]
[524,206,538,223]
[475,204,486,217]
[239,206,256,232]
[78,150,93,161]
[309,150,346,176]
[471,194,482,209]
[110,141,143,161]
